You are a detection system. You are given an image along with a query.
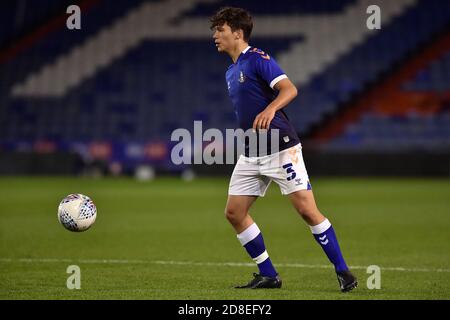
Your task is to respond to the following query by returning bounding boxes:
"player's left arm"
[253,78,298,130]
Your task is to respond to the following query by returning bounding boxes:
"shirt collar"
[242,46,251,54]
[231,46,251,67]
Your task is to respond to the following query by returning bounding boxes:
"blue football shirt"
[225,46,300,156]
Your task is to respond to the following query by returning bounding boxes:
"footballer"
[210,7,357,292]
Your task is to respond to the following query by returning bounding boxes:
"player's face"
[212,23,238,53]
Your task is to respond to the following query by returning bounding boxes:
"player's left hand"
[253,107,275,130]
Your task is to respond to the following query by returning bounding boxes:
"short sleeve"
[253,51,287,89]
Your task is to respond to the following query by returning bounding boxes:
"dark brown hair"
[210,7,253,42]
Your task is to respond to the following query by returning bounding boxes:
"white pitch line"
[0,258,449,273]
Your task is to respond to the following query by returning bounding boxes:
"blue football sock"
[237,223,278,278]
[310,219,349,272]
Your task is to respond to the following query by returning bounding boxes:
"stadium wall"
[0,152,83,175]
[1,150,449,177]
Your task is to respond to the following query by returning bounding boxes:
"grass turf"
[0,176,449,299]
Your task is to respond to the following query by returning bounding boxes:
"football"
[58,194,97,232]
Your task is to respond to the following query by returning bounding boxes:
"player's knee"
[295,201,319,220]
[224,206,244,224]
[224,206,236,222]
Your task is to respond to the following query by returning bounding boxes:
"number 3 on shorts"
[282,163,296,181]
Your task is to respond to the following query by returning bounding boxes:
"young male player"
[210,7,357,292]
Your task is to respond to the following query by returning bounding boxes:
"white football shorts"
[228,143,311,196]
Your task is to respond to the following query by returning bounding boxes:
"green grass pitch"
[0,176,449,299]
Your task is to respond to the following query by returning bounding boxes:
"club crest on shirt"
[239,71,245,83]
